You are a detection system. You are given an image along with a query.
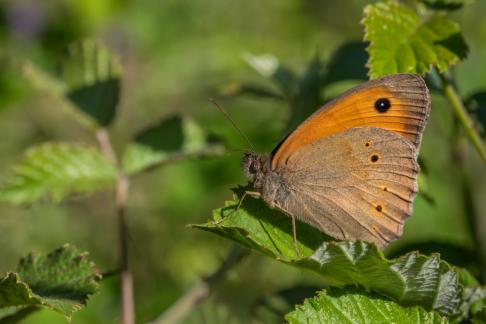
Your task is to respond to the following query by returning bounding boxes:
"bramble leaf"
[362,2,468,79]
[0,245,100,321]
[22,39,121,128]
[122,116,225,175]
[0,143,117,204]
[61,39,121,127]
[323,41,368,84]
[193,192,462,316]
[286,288,448,324]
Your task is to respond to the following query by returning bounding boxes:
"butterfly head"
[242,153,271,188]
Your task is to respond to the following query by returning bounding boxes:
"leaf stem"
[440,73,486,164]
[96,128,135,324]
[149,245,249,324]
[134,145,227,176]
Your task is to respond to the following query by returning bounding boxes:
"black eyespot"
[370,154,379,163]
[365,142,371,147]
[375,98,391,113]
[376,205,383,212]
[383,187,388,192]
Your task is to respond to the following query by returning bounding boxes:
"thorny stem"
[149,245,249,324]
[96,128,135,324]
[440,73,486,164]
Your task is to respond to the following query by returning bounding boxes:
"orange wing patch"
[271,74,430,169]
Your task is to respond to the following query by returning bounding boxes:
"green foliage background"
[1,0,486,322]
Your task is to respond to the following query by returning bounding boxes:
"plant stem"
[440,73,486,164]
[149,245,249,324]
[136,145,227,176]
[96,128,135,324]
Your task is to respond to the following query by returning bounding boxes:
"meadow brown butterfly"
[241,73,430,248]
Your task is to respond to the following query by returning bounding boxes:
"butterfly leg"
[236,190,260,211]
[290,215,302,258]
[213,190,261,225]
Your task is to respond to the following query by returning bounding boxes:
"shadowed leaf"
[252,286,321,323]
[420,0,467,10]
[323,41,368,84]
[122,116,225,175]
[22,39,121,128]
[466,91,486,137]
[62,39,121,127]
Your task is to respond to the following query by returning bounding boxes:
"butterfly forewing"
[271,74,430,169]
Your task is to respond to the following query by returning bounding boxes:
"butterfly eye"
[374,98,391,113]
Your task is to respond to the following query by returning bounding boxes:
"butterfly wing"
[271,74,430,169]
[273,127,419,247]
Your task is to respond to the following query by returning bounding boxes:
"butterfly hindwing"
[274,127,419,247]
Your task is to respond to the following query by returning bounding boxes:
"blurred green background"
[1,0,486,323]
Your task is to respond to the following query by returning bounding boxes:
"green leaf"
[287,55,323,131]
[472,307,486,324]
[323,41,368,84]
[22,39,121,128]
[466,91,486,137]
[243,52,297,98]
[286,288,448,324]
[0,245,100,321]
[218,81,285,100]
[193,192,463,316]
[0,143,117,204]
[122,116,225,175]
[362,2,468,79]
[62,39,121,127]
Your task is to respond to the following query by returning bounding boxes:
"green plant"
[193,1,486,323]
[0,40,224,323]
[0,1,485,323]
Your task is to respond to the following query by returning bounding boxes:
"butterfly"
[240,73,430,248]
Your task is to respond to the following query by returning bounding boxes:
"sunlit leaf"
[0,245,100,321]
[122,116,225,175]
[0,143,117,204]
[286,288,448,324]
[243,52,297,97]
[362,2,468,79]
[243,53,280,78]
[193,192,462,316]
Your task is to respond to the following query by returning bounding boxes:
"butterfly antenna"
[210,98,256,151]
